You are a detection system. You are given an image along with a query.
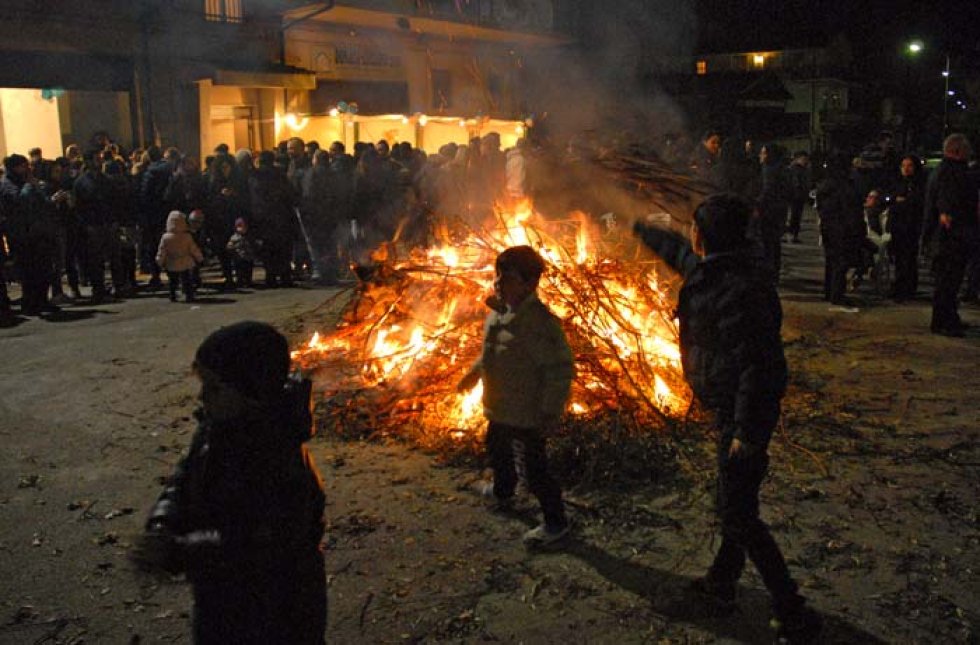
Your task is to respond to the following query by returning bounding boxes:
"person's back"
[74,168,113,228]
[141,159,173,214]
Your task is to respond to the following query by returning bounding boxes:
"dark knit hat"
[194,321,290,401]
[495,245,546,285]
[693,193,751,253]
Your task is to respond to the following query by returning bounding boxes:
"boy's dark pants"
[486,422,566,529]
[708,403,804,619]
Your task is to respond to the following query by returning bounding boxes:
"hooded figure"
[140,321,326,644]
[156,210,203,273]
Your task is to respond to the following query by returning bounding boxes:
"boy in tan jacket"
[458,245,574,546]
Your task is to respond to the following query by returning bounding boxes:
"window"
[431,69,452,111]
[696,60,707,75]
[752,53,765,68]
[205,0,243,23]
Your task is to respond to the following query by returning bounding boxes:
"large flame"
[292,200,688,442]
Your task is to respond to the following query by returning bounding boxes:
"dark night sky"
[694,0,980,65]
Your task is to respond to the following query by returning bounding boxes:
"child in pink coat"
[156,210,204,302]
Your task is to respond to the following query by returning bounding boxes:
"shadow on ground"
[42,308,118,323]
[565,540,887,644]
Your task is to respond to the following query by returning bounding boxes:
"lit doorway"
[210,105,255,154]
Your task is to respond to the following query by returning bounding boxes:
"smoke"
[520,0,698,151]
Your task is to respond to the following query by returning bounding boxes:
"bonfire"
[291,194,697,452]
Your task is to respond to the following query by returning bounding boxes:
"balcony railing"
[205,0,244,23]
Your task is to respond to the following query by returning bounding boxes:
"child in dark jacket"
[634,194,821,644]
[226,217,256,288]
[137,321,326,644]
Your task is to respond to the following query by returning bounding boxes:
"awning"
[211,67,316,90]
[310,80,409,115]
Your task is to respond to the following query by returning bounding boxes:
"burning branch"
[293,198,693,451]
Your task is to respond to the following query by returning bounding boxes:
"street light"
[942,55,951,140]
[903,40,925,149]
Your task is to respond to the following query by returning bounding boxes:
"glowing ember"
[292,200,690,442]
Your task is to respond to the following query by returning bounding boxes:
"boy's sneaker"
[772,607,823,644]
[688,576,737,616]
[522,523,570,547]
[471,479,513,511]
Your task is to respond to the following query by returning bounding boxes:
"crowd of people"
[2,126,979,337]
[685,128,980,337]
[0,131,525,317]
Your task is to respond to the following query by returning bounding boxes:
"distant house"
[648,34,862,154]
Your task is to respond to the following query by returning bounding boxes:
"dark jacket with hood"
[73,169,115,228]
[140,159,174,228]
[888,168,925,249]
[145,376,326,644]
[249,165,298,244]
[816,170,866,252]
[933,158,979,236]
[633,224,787,446]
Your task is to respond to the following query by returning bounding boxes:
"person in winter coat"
[887,155,925,301]
[140,147,177,287]
[44,159,78,303]
[104,160,138,296]
[817,153,867,306]
[73,153,121,302]
[505,138,528,204]
[689,130,726,190]
[786,152,811,243]
[755,144,792,279]
[927,134,979,336]
[249,151,298,288]
[303,151,339,285]
[1,154,61,315]
[136,321,326,644]
[457,245,574,548]
[156,210,203,302]
[164,155,208,216]
[633,194,821,644]
[207,155,243,289]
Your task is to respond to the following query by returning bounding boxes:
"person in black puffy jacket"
[136,321,326,644]
[633,194,821,644]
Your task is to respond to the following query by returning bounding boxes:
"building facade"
[652,36,862,154]
[0,0,562,160]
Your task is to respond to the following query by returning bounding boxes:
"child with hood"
[156,210,204,302]
[136,321,327,644]
[226,217,256,288]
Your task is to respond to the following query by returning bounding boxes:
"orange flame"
[292,200,688,438]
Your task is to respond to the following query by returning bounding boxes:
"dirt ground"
[1,213,978,644]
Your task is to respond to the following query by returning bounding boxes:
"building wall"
[285,22,524,118]
[58,91,133,152]
[0,89,63,159]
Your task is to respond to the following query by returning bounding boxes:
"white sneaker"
[472,480,495,498]
[522,523,570,546]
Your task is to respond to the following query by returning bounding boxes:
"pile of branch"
[294,214,692,458]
